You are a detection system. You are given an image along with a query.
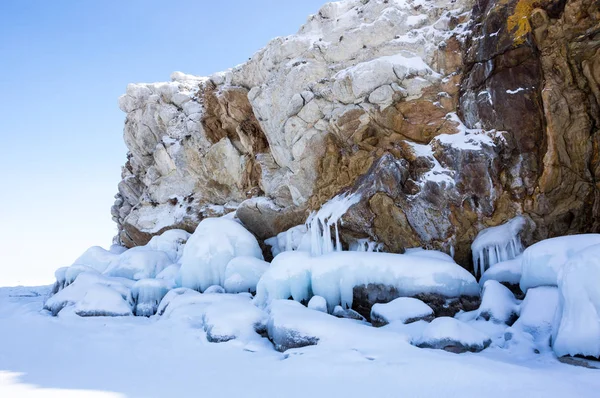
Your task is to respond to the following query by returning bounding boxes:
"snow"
[371,297,434,326]
[265,225,308,257]
[553,244,600,358]
[505,286,558,353]
[305,193,361,256]
[144,229,190,262]
[476,280,519,324]
[255,251,480,311]
[3,286,600,397]
[131,279,172,317]
[74,285,133,317]
[415,317,492,352]
[520,234,600,292]
[307,295,328,313]
[202,298,267,343]
[471,216,526,277]
[72,246,119,273]
[179,218,264,292]
[405,247,455,262]
[479,256,522,287]
[223,256,270,294]
[103,247,172,280]
[44,273,133,316]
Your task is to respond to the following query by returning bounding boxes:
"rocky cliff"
[112,0,599,269]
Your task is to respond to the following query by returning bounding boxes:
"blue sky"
[0,0,327,286]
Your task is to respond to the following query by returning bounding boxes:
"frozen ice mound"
[103,247,173,280]
[179,218,264,292]
[132,279,173,317]
[265,225,308,257]
[223,256,270,294]
[145,229,191,263]
[44,272,133,316]
[203,299,268,343]
[471,216,526,277]
[404,248,455,263]
[479,256,522,287]
[476,280,519,325]
[415,317,492,353]
[307,295,328,313]
[553,244,600,358]
[504,286,558,353]
[156,287,200,316]
[332,306,367,322]
[371,297,434,327]
[74,285,133,317]
[520,234,600,292]
[266,300,409,352]
[255,251,480,312]
[72,246,120,273]
[155,264,181,286]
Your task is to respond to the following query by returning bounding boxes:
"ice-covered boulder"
[52,267,69,293]
[471,216,526,277]
[415,317,492,353]
[179,218,264,292]
[44,272,133,316]
[332,306,367,322]
[145,229,191,263]
[204,285,226,294]
[156,287,200,316]
[404,248,455,263]
[476,280,519,325]
[103,247,172,280]
[74,285,133,317]
[504,286,558,353]
[255,251,480,315]
[155,264,181,286]
[520,234,600,292]
[479,257,522,292]
[371,297,434,327]
[223,256,270,294]
[202,299,267,343]
[553,244,600,358]
[65,265,100,286]
[132,279,173,316]
[307,295,328,313]
[72,246,119,273]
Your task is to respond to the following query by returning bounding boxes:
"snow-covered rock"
[72,246,119,273]
[471,216,526,277]
[74,285,133,317]
[44,272,133,316]
[255,251,480,312]
[131,279,172,316]
[179,218,264,292]
[504,286,558,352]
[476,280,519,325]
[156,287,200,316]
[103,247,172,280]
[371,297,434,327]
[520,234,600,292]
[415,317,492,353]
[204,285,226,294]
[553,244,600,358]
[307,295,328,313]
[203,299,267,343]
[332,306,367,322]
[223,256,270,294]
[145,229,191,263]
[479,257,522,288]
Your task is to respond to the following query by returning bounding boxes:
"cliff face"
[112,0,599,268]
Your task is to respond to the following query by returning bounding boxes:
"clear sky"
[0,0,328,286]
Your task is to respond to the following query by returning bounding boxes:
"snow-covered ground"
[1,285,599,398]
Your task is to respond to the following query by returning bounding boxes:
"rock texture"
[113,0,599,271]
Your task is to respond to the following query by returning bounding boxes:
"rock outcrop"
[112,0,599,271]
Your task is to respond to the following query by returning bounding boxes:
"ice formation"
[520,234,600,292]
[471,216,526,277]
[179,218,264,292]
[72,246,119,273]
[307,295,328,313]
[74,285,133,317]
[265,225,309,257]
[103,247,172,280]
[476,280,519,324]
[144,229,191,263]
[44,272,133,316]
[223,256,270,294]
[305,193,361,256]
[255,251,480,311]
[415,317,492,353]
[132,279,173,316]
[370,297,434,326]
[553,244,600,358]
[479,256,522,287]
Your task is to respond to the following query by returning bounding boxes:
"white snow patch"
[371,297,433,326]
